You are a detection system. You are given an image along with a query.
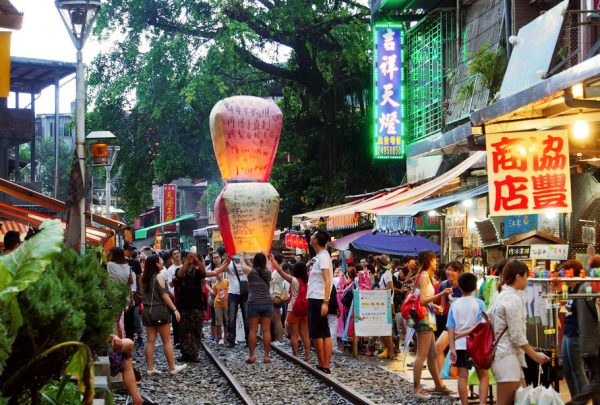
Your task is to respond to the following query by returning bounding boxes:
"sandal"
[245,356,256,364]
[414,389,431,399]
[263,356,271,364]
[430,386,454,395]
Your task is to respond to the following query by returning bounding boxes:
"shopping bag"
[514,385,533,405]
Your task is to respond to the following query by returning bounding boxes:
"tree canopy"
[88,0,403,226]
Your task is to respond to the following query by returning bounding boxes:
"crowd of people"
[4,227,600,405]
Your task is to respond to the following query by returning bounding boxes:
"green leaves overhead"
[89,0,401,224]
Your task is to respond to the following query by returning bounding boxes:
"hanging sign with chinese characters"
[373,22,404,159]
[486,131,572,216]
[162,184,177,232]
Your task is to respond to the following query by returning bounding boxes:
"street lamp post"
[55,0,101,253]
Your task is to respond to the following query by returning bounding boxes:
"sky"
[8,0,105,114]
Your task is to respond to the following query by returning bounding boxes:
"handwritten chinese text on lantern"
[214,181,280,255]
[485,131,572,216]
[210,97,283,182]
[210,96,282,255]
[373,22,404,160]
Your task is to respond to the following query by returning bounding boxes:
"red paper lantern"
[210,96,283,182]
[285,233,291,248]
[215,182,280,255]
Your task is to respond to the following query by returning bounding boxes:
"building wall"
[35,114,75,146]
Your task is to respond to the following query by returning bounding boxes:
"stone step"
[94,356,110,377]
[93,399,106,405]
[94,375,110,399]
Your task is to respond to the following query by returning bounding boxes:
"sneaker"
[218,339,224,345]
[169,364,187,375]
[146,368,161,375]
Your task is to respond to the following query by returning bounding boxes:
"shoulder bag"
[149,276,170,326]
[233,262,249,299]
[400,271,428,321]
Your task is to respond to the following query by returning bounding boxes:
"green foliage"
[0,220,63,375]
[199,180,223,211]
[88,0,400,225]
[41,376,83,405]
[454,44,507,105]
[0,249,128,400]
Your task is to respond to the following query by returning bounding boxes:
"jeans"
[562,335,588,397]
[569,355,600,405]
[227,293,248,343]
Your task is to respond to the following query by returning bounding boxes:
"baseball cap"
[123,242,137,250]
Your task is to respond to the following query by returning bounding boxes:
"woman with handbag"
[489,259,549,405]
[240,252,273,364]
[141,254,187,376]
[411,250,453,399]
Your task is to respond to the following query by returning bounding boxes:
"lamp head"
[55,0,101,46]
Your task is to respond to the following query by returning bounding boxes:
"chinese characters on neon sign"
[485,131,572,216]
[373,24,404,159]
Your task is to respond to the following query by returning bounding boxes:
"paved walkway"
[356,350,572,403]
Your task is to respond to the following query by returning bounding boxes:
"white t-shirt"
[271,269,285,295]
[226,261,247,295]
[160,264,180,296]
[307,249,333,300]
[379,269,393,289]
[446,296,486,350]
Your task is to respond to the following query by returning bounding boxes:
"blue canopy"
[350,233,440,256]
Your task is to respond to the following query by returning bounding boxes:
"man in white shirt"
[160,248,182,345]
[308,230,333,374]
[226,255,249,347]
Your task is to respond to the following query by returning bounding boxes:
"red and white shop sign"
[486,131,572,216]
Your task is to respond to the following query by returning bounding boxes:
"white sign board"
[530,244,569,260]
[353,290,393,337]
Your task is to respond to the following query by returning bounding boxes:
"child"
[212,273,230,344]
[447,272,489,405]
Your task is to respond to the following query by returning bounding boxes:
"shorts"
[287,311,308,325]
[308,299,330,339]
[214,307,228,327]
[413,322,434,333]
[455,350,472,369]
[247,304,274,319]
[491,354,525,383]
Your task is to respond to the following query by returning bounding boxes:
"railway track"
[200,338,376,405]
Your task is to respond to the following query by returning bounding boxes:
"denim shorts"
[247,304,274,319]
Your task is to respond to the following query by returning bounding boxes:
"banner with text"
[353,290,393,337]
[163,184,177,232]
[486,131,572,216]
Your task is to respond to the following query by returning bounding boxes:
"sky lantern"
[210,96,282,255]
[210,96,283,182]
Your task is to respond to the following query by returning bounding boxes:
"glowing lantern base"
[215,182,280,255]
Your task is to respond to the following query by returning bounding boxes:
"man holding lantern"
[307,229,334,374]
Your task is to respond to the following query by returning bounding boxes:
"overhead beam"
[483,110,600,133]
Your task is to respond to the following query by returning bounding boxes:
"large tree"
[89,0,402,226]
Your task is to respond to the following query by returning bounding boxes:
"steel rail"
[200,340,256,405]
[267,341,377,405]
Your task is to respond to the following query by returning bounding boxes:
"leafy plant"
[454,44,507,105]
[0,220,63,375]
[0,248,129,401]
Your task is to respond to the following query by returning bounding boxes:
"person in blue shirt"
[447,272,488,405]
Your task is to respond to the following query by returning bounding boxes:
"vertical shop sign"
[373,22,404,159]
[163,184,177,232]
[486,131,572,216]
